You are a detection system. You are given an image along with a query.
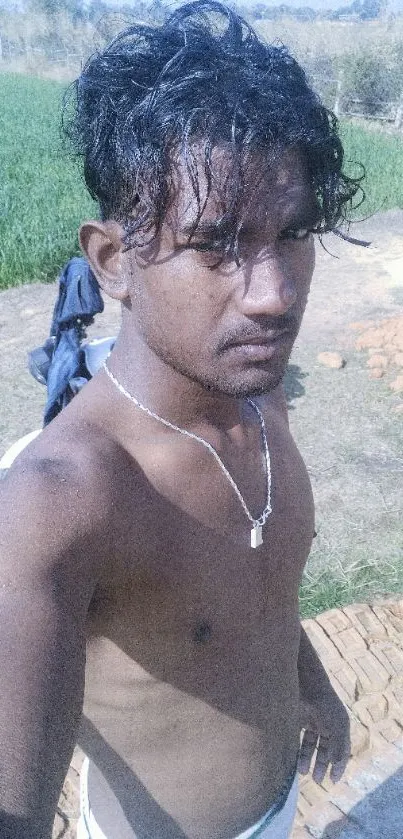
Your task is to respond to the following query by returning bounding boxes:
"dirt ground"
[286,210,403,585]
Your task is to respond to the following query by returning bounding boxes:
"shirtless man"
[0,2,359,837]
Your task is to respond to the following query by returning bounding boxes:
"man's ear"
[79,220,129,301]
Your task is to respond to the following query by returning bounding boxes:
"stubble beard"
[157,347,291,399]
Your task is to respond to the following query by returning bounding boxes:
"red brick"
[391,734,403,752]
[316,609,352,636]
[353,695,387,727]
[298,781,329,808]
[350,717,371,757]
[388,681,403,706]
[291,825,311,839]
[70,745,86,774]
[371,742,403,775]
[318,774,339,793]
[377,718,403,744]
[378,644,403,675]
[328,674,354,708]
[57,776,79,819]
[367,694,388,723]
[352,698,372,727]
[330,661,358,704]
[331,627,367,658]
[330,781,368,814]
[369,642,399,676]
[302,620,343,667]
[299,775,314,792]
[346,766,385,794]
[343,604,387,637]
[343,752,376,779]
[304,801,345,836]
[296,792,315,820]
[382,604,403,634]
[383,684,403,717]
[371,605,399,633]
[352,651,390,693]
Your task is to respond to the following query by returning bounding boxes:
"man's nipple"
[193,621,212,644]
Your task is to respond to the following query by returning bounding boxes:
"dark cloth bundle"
[28,257,104,425]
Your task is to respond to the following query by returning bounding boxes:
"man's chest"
[88,420,314,672]
[112,407,314,564]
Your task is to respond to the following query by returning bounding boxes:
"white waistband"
[235,774,298,839]
[78,757,298,839]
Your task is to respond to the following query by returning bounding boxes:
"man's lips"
[229,328,291,347]
[222,328,293,362]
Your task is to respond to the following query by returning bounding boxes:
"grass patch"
[0,73,402,290]
[0,73,95,290]
[294,354,403,619]
[340,120,403,218]
[300,558,403,619]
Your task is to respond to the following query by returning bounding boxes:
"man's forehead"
[167,147,314,234]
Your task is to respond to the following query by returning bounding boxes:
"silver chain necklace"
[102,362,272,548]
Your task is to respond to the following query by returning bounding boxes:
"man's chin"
[230,377,284,398]
[205,368,285,398]
[215,347,293,397]
[168,353,289,399]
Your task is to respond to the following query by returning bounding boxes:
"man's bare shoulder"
[3,416,109,501]
[0,409,128,584]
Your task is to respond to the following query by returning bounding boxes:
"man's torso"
[22,378,314,838]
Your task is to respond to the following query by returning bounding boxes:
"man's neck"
[106,332,250,440]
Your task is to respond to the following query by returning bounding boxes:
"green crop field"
[0,73,95,290]
[340,121,403,219]
[0,72,402,290]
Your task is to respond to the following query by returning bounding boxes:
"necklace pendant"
[251,524,263,549]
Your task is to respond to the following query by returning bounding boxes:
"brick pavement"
[292,599,403,838]
[52,599,403,838]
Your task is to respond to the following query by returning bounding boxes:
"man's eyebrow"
[178,220,229,239]
[234,205,323,237]
[177,201,322,241]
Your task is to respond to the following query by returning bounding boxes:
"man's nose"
[237,256,298,317]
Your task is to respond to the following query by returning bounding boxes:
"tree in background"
[340,50,398,115]
[28,0,86,23]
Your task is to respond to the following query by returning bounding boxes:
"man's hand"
[298,685,351,785]
[297,627,351,785]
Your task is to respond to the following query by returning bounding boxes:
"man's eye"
[183,242,228,268]
[279,228,311,241]
[189,242,224,253]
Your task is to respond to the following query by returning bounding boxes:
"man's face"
[123,149,317,397]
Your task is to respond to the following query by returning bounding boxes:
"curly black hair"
[65,0,363,254]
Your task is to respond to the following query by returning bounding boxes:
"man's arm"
[0,458,100,838]
[297,626,351,784]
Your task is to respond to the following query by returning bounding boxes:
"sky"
[5,0,403,13]
[105,0,403,13]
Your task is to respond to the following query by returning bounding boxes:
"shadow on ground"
[283,364,308,408]
[323,766,403,838]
